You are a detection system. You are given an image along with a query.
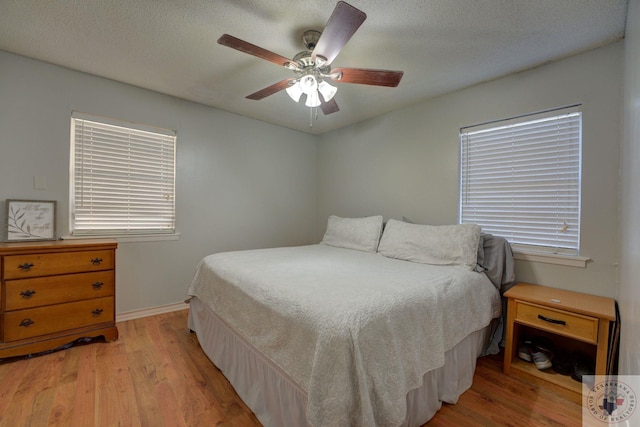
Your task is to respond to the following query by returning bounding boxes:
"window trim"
[512,250,590,268]
[61,233,181,243]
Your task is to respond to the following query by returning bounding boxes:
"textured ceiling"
[0,0,629,134]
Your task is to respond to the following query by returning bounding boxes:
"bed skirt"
[188,297,491,427]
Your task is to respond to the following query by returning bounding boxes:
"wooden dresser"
[0,239,118,358]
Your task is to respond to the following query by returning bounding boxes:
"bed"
[187,216,514,427]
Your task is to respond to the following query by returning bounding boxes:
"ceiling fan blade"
[218,34,292,67]
[320,97,340,115]
[331,67,404,87]
[312,1,366,65]
[246,79,296,100]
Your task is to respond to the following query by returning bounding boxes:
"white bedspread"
[187,244,501,427]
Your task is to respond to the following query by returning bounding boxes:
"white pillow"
[321,215,384,253]
[377,219,481,270]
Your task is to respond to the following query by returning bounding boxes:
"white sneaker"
[517,340,533,362]
[529,347,553,370]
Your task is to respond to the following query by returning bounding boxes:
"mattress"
[187,244,501,427]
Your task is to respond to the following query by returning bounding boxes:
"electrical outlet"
[33,175,47,190]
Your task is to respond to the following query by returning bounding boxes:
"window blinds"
[71,115,176,235]
[459,110,582,255]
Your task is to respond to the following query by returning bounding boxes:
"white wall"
[318,42,623,298]
[619,0,640,375]
[0,51,318,314]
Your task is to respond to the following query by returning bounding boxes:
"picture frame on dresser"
[4,199,56,242]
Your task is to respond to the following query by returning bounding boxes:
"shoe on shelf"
[532,336,554,353]
[529,337,555,370]
[552,353,573,375]
[517,339,533,362]
[571,354,595,384]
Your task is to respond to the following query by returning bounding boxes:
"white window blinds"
[459,108,582,255]
[70,114,176,236]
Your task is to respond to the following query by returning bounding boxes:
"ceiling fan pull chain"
[309,106,320,129]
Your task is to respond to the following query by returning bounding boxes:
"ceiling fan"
[217,1,404,115]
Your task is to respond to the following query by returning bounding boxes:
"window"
[459,106,582,256]
[70,113,176,237]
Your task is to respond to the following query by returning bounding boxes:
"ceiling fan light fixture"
[305,90,321,107]
[299,74,318,94]
[285,83,304,102]
[318,80,337,102]
[286,75,337,106]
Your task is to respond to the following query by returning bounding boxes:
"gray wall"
[620,0,640,375]
[318,42,623,299]
[0,51,318,314]
[0,39,628,317]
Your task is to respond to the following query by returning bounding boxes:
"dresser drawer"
[3,296,114,342]
[4,271,114,310]
[3,249,114,279]
[514,300,599,344]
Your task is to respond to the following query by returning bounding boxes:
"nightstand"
[503,282,616,402]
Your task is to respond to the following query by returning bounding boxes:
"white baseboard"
[116,301,189,323]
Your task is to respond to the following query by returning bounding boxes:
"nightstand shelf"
[503,283,616,402]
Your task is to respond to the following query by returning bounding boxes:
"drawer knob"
[18,262,34,271]
[91,308,104,317]
[91,281,104,290]
[537,314,566,325]
[19,318,34,328]
[90,257,103,265]
[20,289,37,299]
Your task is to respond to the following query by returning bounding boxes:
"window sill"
[61,233,181,243]
[512,250,590,268]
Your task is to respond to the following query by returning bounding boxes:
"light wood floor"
[0,309,582,426]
